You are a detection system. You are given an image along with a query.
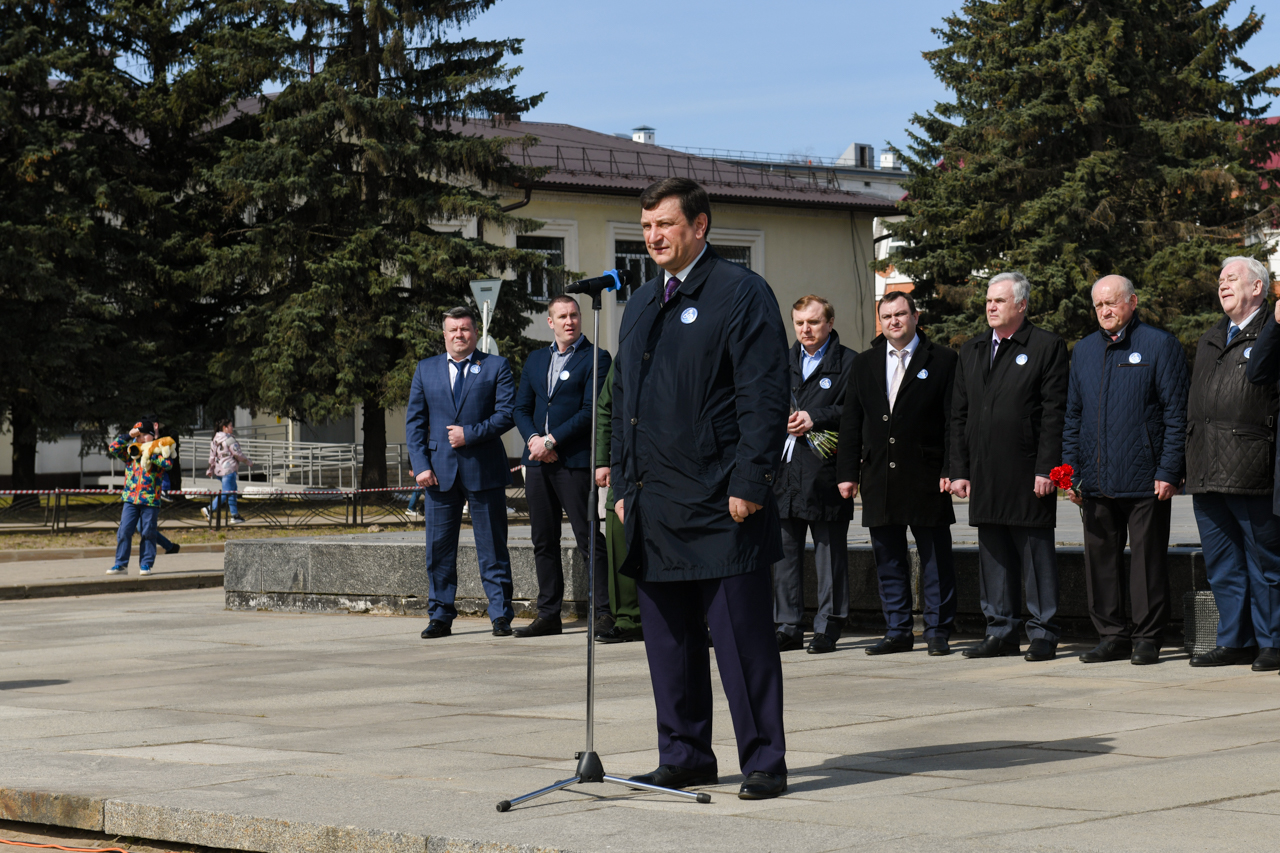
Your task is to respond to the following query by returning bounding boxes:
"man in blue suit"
[513,294,613,638]
[406,306,517,639]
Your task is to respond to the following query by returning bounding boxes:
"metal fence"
[0,486,530,533]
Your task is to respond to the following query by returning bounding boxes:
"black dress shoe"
[866,635,913,655]
[166,542,181,555]
[1024,638,1057,662]
[927,637,951,656]
[1079,638,1132,663]
[629,764,718,789]
[514,615,562,638]
[807,633,837,654]
[593,614,615,637]
[595,623,643,644]
[738,771,787,800]
[420,619,451,639]
[1252,648,1280,672]
[1130,640,1160,666]
[1190,645,1253,667]
[776,631,804,652]
[491,617,512,637]
[963,636,1020,658]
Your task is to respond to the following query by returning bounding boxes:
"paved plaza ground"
[2,584,1278,853]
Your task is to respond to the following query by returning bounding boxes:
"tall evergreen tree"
[203,0,547,487]
[1,0,286,486]
[888,0,1280,350]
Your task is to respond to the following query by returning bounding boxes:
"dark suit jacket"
[1246,312,1280,515]
[838,332,957,528]
[774,332,855,522]
[611,246,790,582]
[405,349,515,493]
[951,320,1069,528]
[514,336,611,468]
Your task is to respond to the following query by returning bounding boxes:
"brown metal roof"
[460,118,897,212]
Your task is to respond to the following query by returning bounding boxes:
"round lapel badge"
[681,307,698,324]
[470,363,481,374]
[559,369,571,381]
[917,368,928,379]
[1015,353,1028,365]
[819,377,832,389]
[1245,347,1253,359]
[1129,352,1142,364]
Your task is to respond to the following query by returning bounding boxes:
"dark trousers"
[605,509,641,630]
[869,524,956,641]
[1193,493,1280,649]
[526,462,609,619]
[772,517,849,640]
[977,524,1061,643]
[424,482,513,624]
[637,564,787,777]
[1082,495,1171,644]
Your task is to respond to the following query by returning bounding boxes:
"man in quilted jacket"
[1063,275,1189,666]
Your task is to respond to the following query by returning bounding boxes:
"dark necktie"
[664,276,681,303]
[1227,324,1240,345]
[452,358,468,407]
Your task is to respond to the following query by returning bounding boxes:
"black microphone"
[565,268,634,295]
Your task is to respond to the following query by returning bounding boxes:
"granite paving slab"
[2,586,1278,853]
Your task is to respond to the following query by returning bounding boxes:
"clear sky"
[459,0,1280,161]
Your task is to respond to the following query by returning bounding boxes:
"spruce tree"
[203,0,547,487]
[1,1,286,486]
[888,0,1280,350]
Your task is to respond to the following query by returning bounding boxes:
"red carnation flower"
[1050,464,1074,491]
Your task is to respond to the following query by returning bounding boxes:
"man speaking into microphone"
[611,178,791,800]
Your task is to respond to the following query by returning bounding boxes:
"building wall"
[502,190,879,354]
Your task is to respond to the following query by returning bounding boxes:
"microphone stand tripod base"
[496,751,711,812]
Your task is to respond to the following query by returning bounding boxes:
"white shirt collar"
[1233,308,1262,332]
[669,243,708,285]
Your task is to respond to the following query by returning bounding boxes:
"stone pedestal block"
[228,533,1204,638]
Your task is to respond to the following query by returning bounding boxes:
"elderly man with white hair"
[950,271,1070,661]
[1194,254,1280,673]
[1063,274,1189,666]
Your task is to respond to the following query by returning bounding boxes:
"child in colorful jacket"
[105,419,174,576]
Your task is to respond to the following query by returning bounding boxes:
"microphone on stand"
[565,269,635,296]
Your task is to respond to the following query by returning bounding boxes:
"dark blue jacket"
[611,246,790,582]
[1063,318,1189,498]
[405,349,515,493]
[1245,311,1280,515]
[513,336,611,468]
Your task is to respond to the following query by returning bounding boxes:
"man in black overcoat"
[950,272,1069,661]
[611,178,790,801]
[773,295,855,655]
[837,291,959,656]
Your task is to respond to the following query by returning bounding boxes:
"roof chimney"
[879,151,904,171]
[632,125,655,145]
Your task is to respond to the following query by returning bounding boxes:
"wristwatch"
[543,437,557,451]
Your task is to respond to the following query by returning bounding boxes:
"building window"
[614,240,658,303]
[716,245,751,269]
[517,235,565,301]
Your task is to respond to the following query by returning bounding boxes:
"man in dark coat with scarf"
[950,271,1069,662]
[772,295,855,655]
[611,178,790,801]
[838,290,959,656]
